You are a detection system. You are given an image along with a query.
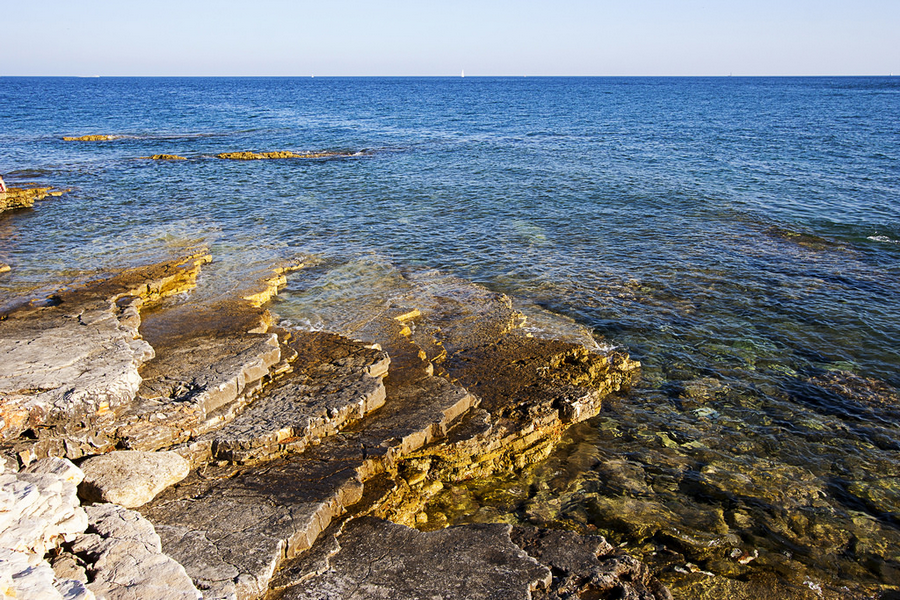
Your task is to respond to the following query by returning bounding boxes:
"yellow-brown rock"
[62,135,119,141]
[0,187,68,214]
[145,154,187,161]
[216,151,352,160]
[242,263,307,308]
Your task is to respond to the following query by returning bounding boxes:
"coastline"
[0,251,664,599]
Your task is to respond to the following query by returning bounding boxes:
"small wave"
[867,235,900,244]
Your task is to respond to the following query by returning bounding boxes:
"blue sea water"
[1,77,899,596]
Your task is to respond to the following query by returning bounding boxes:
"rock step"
[140,314,477,600]
[348,282,640,528]
[188,330,390,464]
[0,252,211,461]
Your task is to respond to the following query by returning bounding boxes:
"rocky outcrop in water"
[0,254,663,600]
[216,151,356,160]
[62,135,120,141]
[0,186,68,213]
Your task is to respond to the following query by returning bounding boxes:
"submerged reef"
[0,253,661,600]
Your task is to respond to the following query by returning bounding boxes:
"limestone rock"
[79,450,190,508]
[146,154,187,160]
[0,548,72,600]
[199,330,390,464]
[141,322,475,600]
[270,517,552,600]
[62,135,119,141]
[0,263,10,274]
[72,503,201,600]
[216,151,353,160]
[22,456,85,485]
[0,458,87,558]
[0,252,211,452]
[113,300,282,455]
[0,186,67,213]
[0,459,93,600]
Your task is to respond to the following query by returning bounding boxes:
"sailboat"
[461,69,465,78]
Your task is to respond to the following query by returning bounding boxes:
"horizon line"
[1,74,896,78]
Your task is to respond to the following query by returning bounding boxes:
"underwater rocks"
[0,186,68,213]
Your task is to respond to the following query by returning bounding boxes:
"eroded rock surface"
[269,517,551,600]
[79,450,190,508]
[71,503,201,600]
[0,458,92,600]
[0,252,211,459]
[268,518,671,600]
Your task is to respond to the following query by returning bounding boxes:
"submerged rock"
[145,154,187,160]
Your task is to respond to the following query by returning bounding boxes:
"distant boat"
[461,69,465,78]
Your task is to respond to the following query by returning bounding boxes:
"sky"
[3,0,899,76]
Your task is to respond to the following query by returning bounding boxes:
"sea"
[1,77,898,597]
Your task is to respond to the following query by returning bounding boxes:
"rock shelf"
[0,186,68,214]
[0,254,666,600]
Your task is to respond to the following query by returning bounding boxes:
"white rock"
[79,451,190,508]
[0,459,87,558]
[22,457,85,485]
[72,504,201,600]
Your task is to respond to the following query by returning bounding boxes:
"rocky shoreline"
[0,252,670,599]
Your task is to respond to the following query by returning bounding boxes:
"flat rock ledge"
[0,257,663,600]
[267,517,671,600]
[0,186,68,213]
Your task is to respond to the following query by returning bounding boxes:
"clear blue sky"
[4,0,898,76]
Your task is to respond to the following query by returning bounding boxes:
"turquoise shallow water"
[1,77,899,596]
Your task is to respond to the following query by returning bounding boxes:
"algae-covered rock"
[216,151,353,160]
